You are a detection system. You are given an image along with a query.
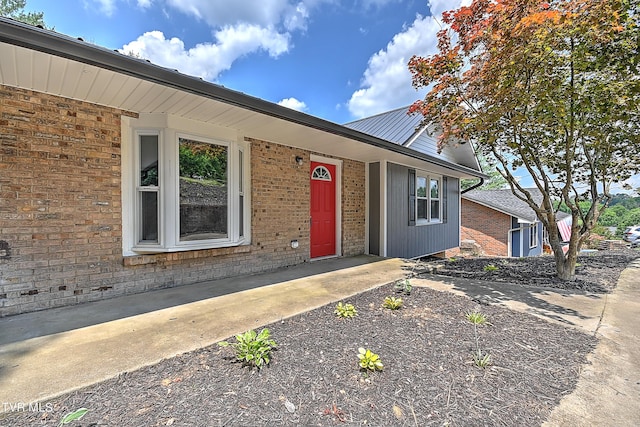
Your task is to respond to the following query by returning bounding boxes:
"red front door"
[310,161,336,258]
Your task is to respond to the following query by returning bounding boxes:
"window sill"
[123,244,251,266]
[415,220,443,226]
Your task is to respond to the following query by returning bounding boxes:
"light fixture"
[295,156,303,165]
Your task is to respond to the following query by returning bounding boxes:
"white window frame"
[415,171,442,225]
[124,114,250,254]
[530,223,539,248]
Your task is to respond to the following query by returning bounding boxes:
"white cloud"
[613,175,640,194]
[119,1,326,83]
[346,1,468,119]
[165,0,313,31]
[428,0,471,17]
[278,97,308,112]
[121,27,289,80]
[359,0,402,10]
[87,0,117,16]
[347,14,440,118]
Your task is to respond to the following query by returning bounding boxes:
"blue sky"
[25,0,467,124]
[21,0,640,193]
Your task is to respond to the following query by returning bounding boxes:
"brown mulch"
[416,249,639,293]
[3,250,637,427]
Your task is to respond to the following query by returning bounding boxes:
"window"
[138,134,159,243]
[312,166,332,181]
[412,171,442,225]
[178,137,228,242]
[530,223,539,248]
[132,127,249,253]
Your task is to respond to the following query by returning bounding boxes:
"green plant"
[218,328,277,369]
[472,350,492,368]
[483,264,499,272]
[358,347,383,371]
[383,296,403,310]
[466,311,491,368]
[394,278,413,295]
[334,302,357,318]
[58,408,88,426]
[466,311,487,325]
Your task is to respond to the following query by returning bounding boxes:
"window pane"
[418,199,428,220]
[431,200,440,220]
[430,179,439,199]
[140,135,158,186]
[179,138,228,241]
[417,177,427,197]
[140,191,158,243]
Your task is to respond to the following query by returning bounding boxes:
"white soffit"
[0,41,480,178]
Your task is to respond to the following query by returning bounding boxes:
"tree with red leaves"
[409,0,639,280]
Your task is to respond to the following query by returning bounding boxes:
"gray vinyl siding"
[368,162,381,255]
[386,162,460,258]
[408,134,458,164]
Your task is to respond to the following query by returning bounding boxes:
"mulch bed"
[4,250,637,426]
[415,249,639,293]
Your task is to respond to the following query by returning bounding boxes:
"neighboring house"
[0,18,484,316]
[459,188,556,257]
[344,107,481,258]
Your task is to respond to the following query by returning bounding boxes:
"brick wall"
[341,159,365,256]
[460,199,510,256]
[0,86,130,314]
[0,86,366,316]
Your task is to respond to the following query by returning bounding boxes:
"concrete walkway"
[0,255,410,411]
[1,255,638,425]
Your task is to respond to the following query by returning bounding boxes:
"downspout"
[461,178,484,194]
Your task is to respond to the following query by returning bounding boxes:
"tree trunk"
[553,245,577,281]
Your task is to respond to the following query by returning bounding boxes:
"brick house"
[459,189,546,257]
[0,18,484,316]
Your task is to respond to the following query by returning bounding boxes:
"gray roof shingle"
[462,188,543,223]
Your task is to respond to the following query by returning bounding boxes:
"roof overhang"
[0,17,486,179]
[461,197,537,223]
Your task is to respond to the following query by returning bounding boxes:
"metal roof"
[343,106,422,145]
[0,17,486,179]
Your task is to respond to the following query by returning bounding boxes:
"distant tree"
[598,204,628,227]
[409,0,640,280]
[609,193,640,210]
[0,0,46,27]
[622,208,640,227]
[461,154,508,190]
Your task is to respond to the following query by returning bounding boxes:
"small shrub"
[483,264,499,272]
[358,347,384,371]
[218,328,277,369]
[394,278,413,295]
[383,296,403,310]
[334,302,357,318]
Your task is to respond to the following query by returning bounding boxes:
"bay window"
[129,117,249,254]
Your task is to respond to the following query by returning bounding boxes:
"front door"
[310,161,336,258]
